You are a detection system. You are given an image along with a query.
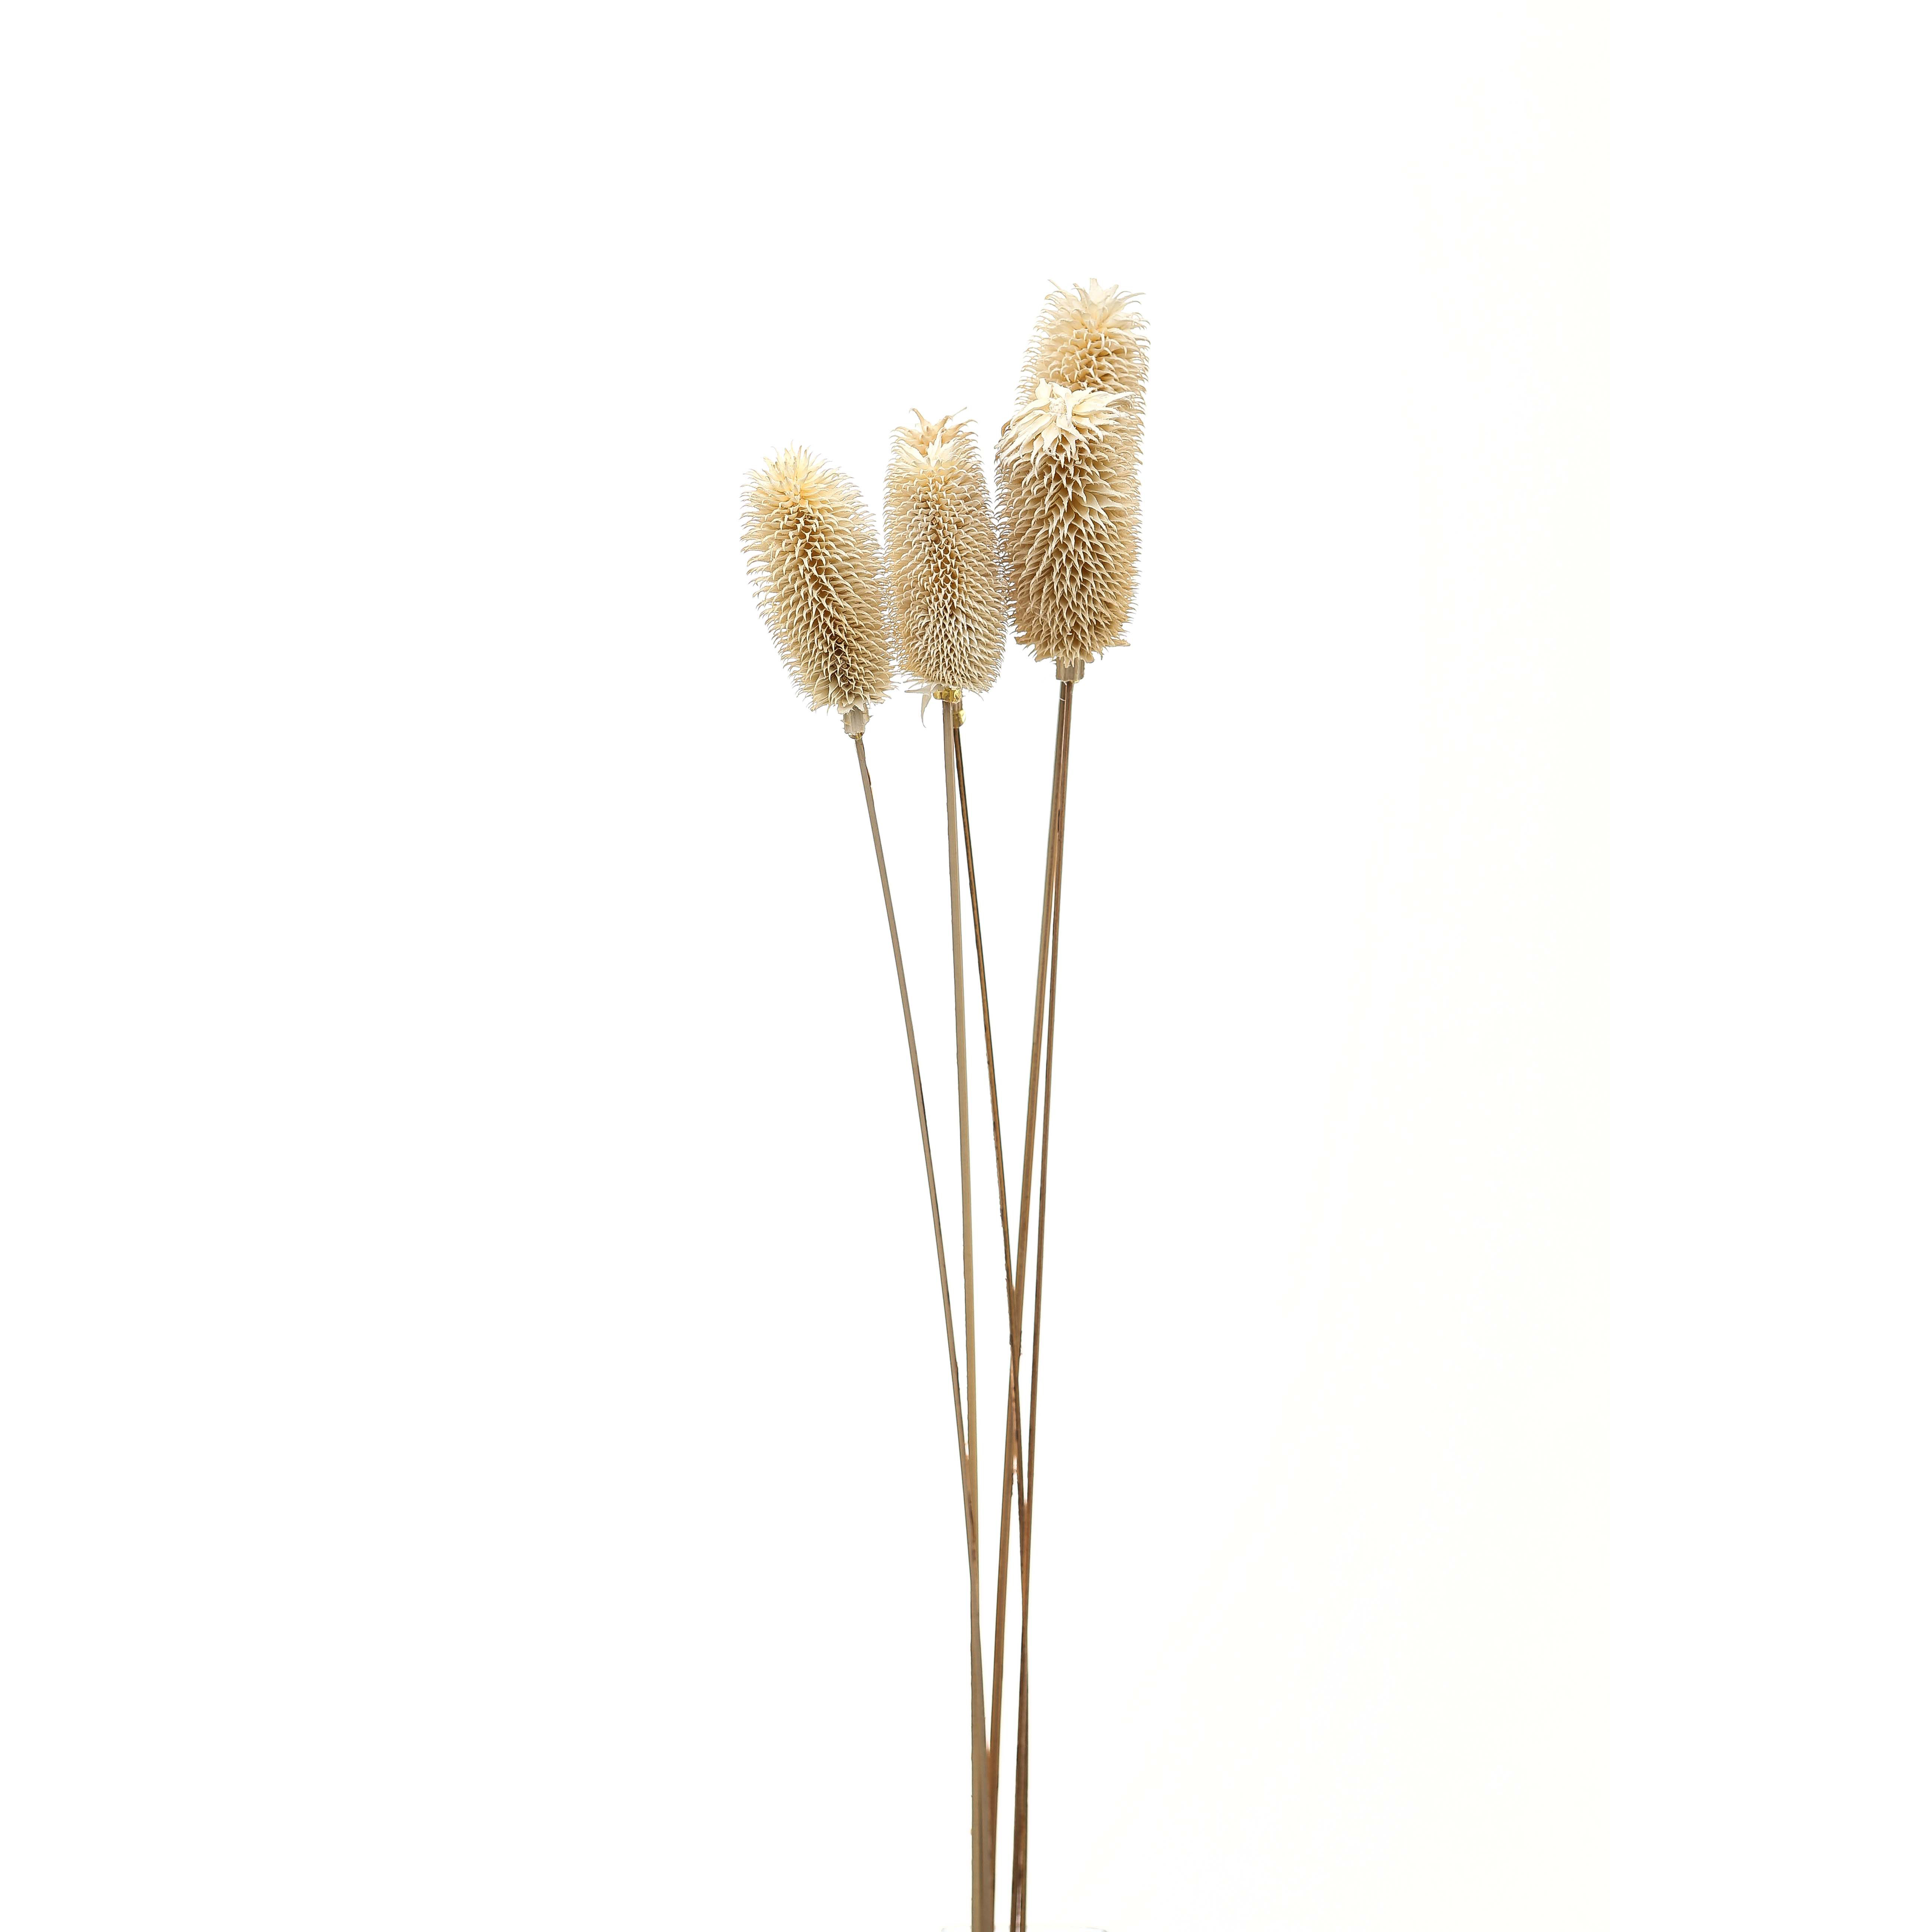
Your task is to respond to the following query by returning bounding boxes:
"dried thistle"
[883,413,1007,698]
[742,446,894,727]
[995,281,1148,668]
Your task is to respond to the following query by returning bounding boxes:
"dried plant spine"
[884,413,1007,700]
[995,282,1149,671]
[742,446,894,727]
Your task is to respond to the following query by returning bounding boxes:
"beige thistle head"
[742,446,894,732]
[883,412,1007,699]
[995,281,1148,670]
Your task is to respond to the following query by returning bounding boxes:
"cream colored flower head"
[883,412,1007,698]
[995,281,1148,669]
[742,446,893,723]
[1000,382,1123,468]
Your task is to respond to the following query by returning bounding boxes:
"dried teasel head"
[742,446,894,731]
[883,412,1007,699]
[995,281,1148,671]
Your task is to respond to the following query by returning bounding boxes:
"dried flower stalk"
[742,447,894,724]
[884,413,1007,697]
[995,282,1148,669]
[992,278,1148,1932]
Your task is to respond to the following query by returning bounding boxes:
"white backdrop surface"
[1,4,1620,1928]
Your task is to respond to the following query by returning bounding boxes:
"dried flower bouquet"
[742,282,1147,1932]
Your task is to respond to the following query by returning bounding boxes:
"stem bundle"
[855,681,1077,1932]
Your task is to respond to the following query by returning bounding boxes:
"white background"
[0,3,1923,1928]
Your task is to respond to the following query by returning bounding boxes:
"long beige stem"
[1005,688,1071,1558]
[991,692,1067,1847]
[944,703,993,1932]
[954,722,1019,1886]
[1011,677,1075,1932]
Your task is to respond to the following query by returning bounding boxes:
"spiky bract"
[995,281,1148,667]
[742,447,894,719]
[883,413,1007,697]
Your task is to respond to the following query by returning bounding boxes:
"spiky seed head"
[883,412,1007,697]
[995,281,1148,669]
[742,446,894,725]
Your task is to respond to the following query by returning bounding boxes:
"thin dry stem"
[956,720,1020,1878]
[954,722,1020,1885]
[945,709,979,1540]
[1003,688,1070,1582]
[1010,680,1075,1932]
[989,695,1066,1840]
[944,704,994,1932]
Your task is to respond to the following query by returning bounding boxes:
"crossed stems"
[857,681,1075,1932]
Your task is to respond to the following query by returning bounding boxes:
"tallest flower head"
[995,281,1148,669]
